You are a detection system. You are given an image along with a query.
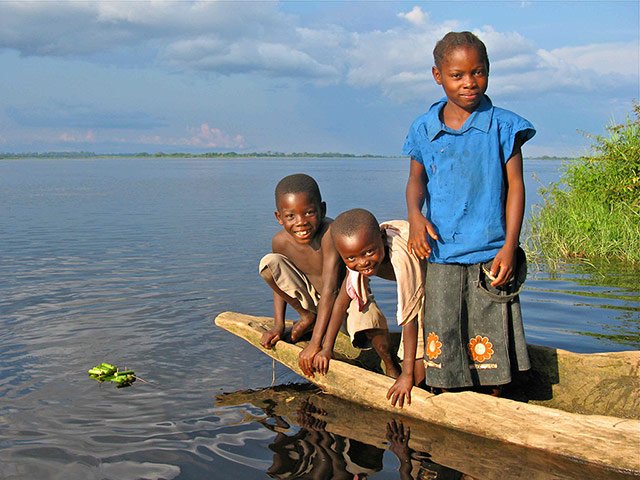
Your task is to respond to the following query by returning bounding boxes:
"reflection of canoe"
[214,312,640,473]
[217,384,635,479]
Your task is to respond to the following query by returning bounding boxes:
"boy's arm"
[260,234,288,349]
[386,318,417,408]
[406,158,438,259]
[312,279,351,375]
[490,138,525,286]
[260,291,286,349]
[298,227,344,376]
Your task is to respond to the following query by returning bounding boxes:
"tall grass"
[526,102,640,265]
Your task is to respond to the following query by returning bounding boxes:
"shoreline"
[0,153,572,161]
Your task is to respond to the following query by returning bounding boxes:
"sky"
[0,0,638,157]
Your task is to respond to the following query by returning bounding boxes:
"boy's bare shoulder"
[317,219,335,248]
[271,229,291,253]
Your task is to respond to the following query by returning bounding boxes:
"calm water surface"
[0,158,637,479]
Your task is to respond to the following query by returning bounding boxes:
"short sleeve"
[401,120,425,164]
[498,114,536,163]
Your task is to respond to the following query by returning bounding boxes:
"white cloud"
[181,124,245,149]
[0,1,291,57]
[344,23,637,102]
[136,124,245,149]
[0,1,636,103]
[3,122,243,150]
[162,38,339,79]
[397,6,429,27]
[548,42,639,76]
[60,130,96,143]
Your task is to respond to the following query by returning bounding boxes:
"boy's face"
[334,228,385,277]
[275,192,326,245]
[432,45,488,113]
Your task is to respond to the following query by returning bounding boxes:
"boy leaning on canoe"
[314,208,428,408]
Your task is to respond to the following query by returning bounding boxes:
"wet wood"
[217,384,637,479]
[214,311,640,473]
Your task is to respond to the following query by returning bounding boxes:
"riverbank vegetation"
[526,102,640,265]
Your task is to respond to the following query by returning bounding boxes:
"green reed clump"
[526,101,640,265]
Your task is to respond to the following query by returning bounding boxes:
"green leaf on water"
[88,363,136,388]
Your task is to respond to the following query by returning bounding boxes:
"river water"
[0,157,637,479]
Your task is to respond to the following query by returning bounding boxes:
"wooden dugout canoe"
[217,384,635,479]
[214,311,640,473]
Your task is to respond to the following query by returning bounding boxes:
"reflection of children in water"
[386,419,477,480]
[257,400,475,480]
[259,400,383,479]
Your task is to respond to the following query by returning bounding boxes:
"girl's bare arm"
[406,158,438,259]
[490,138,525,286]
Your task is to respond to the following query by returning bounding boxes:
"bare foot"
[290,311,316,342]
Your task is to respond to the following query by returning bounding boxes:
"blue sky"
[0,1,638,157]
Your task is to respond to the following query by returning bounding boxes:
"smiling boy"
[259,174,339,352]
[259,176,397,379]
[312,209,426,407]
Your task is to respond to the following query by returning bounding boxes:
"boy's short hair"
[275,174,322,208]
[331,208,379,239]
[433,31,490,74]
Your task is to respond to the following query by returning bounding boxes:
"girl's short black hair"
[275,173,322,208]
[433,31,490,74]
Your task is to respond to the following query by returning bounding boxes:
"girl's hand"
[386,373,414,408]
[312,347,333,375]
[408,214,438,260]
[489,245,517,287]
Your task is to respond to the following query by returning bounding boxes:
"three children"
[259,31,534,405]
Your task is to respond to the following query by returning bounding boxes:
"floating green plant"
[88,362,137,388]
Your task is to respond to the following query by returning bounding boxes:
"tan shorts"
[259,253,388,348]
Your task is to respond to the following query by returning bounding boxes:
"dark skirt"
[422,251,530,388]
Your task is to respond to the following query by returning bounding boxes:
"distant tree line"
[0,151,388,159]
[0,151,573,160]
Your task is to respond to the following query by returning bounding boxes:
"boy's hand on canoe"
[298,341,322,377]
[312,347,333,375]
[261,327,284,349]
[387,373,413,408]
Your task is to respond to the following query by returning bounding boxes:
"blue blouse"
[402,96,535,264]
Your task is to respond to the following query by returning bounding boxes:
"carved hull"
[214,311,640,474]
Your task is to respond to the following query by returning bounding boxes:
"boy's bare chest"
[281,242,324,277]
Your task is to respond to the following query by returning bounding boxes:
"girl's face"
[432,45,488,114]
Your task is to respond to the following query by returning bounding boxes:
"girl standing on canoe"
[403,31,535,394]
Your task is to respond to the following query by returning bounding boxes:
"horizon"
[0,150,575,160]
[1,1,638,157]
